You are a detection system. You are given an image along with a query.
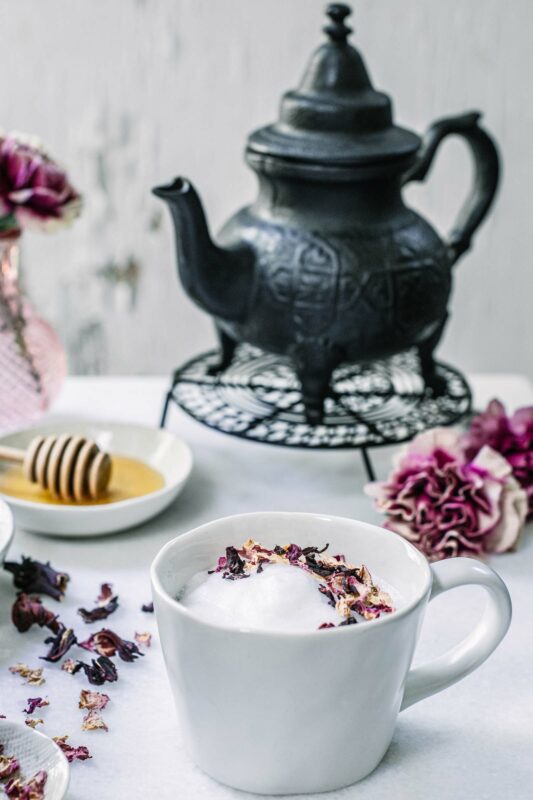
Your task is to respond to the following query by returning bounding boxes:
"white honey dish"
[0,497,14,561]
[151,511,512,795]
[0,419,193,537]
[0,720,70,800]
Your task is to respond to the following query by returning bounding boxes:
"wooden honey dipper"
[0,434,112,502]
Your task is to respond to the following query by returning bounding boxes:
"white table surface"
[1,374,532,800]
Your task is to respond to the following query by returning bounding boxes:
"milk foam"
[180,562,402,632]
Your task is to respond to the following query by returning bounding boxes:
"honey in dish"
[0,454,164,505]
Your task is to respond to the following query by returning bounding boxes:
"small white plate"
[0,497,14,561]
[0,720,69,799]
[0,420,193,537]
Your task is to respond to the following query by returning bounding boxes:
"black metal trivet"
[160,345,471,481]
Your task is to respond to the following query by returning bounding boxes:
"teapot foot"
[418,314,449,396]
[206,326,238,376]
[296,356,337,425]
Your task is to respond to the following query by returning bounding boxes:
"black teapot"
[154,3,499,423]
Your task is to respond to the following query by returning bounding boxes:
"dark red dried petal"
[285,544,303,563]
[339,616,358,626]
[11,594,62,634]
[79,629,142,662]
[40,628,77,663]
[3,558,69,601]
[75,656,118,685]
[141,602,154,613]
[224,546,245,577]
[96,583,114,605]
[77,596,118,623]
[23,697,48,715]
[318,622,335,629]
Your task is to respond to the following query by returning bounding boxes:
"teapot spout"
[153,177,253,322]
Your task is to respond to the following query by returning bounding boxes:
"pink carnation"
[463,399,533,518]
[0,135,81,232]
[366,428,527,561]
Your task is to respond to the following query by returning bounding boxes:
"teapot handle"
[402,112,500,266]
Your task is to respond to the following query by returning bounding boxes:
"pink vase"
[0,234,66,431]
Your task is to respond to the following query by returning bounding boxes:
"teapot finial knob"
[324,3,353,42]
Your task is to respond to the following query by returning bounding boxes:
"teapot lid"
[246,3,420,178]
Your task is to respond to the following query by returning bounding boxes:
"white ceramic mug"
[151,512,512,795]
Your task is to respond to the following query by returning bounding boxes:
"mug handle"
[401,558,512,711]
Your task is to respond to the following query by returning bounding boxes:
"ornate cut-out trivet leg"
[360,447,376,482]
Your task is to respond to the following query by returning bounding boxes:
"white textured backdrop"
[1,0,531,377]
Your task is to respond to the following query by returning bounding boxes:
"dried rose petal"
[79,629,142,662]
[9,664,45,686]
[23,698,49,715]
[0,753,20,780]
[11,594,61,634]
[61,658,78,674]
[78,690,110,711]
[40,627,77,663]
[24,718,44,729]
[318,622,335,629]
[3,558,69,601]
[207,539,394,626]
[52,736,92,763]
[134,632,151,648]
[4,770,47,800]
[141,602,154,613]
[74,656,118,685]
[81,710,108,732]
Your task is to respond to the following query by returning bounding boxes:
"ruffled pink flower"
[366,428,528,561]
[0,136,81,232]
[463,399,533,518]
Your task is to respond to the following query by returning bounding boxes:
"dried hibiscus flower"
[141,602,153,613]
[24,718,44,729]
[134,632,151,648]
[9,664,45,686]
[72,656,118,685]
[79,629,142,662]
[78,689,110,711]
[0,751,20,780]
[11,594,61,635]
[52,736,91,763]
[3,557,69,601]
[81,710,108,732]
[77,583,118,623]
[40,627,77,663]
[23,698,49,715]
[4,770,47,799]
[209,546,247,580]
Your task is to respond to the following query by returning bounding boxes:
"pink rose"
[365,428,527,561]
[0,135,81,232]
[463,399,533,518]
